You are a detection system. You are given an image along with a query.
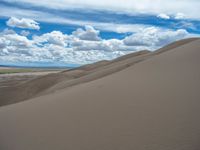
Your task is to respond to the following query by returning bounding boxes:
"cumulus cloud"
[0,33,34,60]
[157,13,170,20]
[6,17,40,30]
[72,26,101,41]
[4,34,32,48]
[123,27,190,50]
[33,31,68,46]
[0,27,128,64]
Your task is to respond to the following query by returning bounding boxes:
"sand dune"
[0,38,200,150]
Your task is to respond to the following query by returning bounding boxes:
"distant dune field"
[0,38,200,150]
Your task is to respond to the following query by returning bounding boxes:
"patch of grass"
[0,69,35,74]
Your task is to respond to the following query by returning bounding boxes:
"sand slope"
[0,38,200,150]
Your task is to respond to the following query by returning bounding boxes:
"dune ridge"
[1,38,198,106]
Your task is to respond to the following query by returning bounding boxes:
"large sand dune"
[0,38,200,150]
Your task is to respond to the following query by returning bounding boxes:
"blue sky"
[0,0,200,66]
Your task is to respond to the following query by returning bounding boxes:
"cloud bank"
[0,18,195,65]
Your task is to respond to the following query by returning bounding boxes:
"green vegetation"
[0,69,35,74]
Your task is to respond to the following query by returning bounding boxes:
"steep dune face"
[42,50,151,94]
[0,38,200,150]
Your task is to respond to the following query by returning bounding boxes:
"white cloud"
[0,33,34,59]
[157,13,170,19]
[33,31,69,46]
[6,17,40,30]
[4,34,32,48]
[72,25,101,41]
[123,27,190,50]
[94,23,149,33]
[175,13,186,20]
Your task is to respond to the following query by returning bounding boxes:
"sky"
[0,0,200,67]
